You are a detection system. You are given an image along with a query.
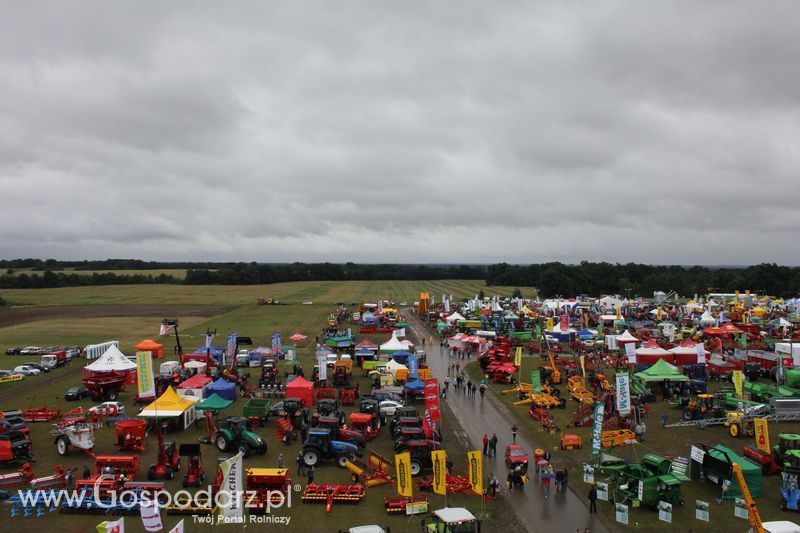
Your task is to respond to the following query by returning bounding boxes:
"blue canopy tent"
[190,346,224,364]
[404,379,425,400]
[392,350,412,365]
[206,377,237,402]
[577,329,596,340]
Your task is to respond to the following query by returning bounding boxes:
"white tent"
[548,323,577,334]
[379,333,405,353]
[669,341,699,356]
[699,311,716,326]
[85,345,136,372]
[599,296,624,308]
[635,341,671,357]
[617,331,639,343]
[384,359,408,378]
[445,312,466,323]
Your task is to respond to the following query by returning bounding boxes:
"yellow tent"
[138,386,198,429]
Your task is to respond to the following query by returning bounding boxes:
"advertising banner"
[424,378,441,422]
[467,450,483,495]
[432,450,447,495]
[591,403,605,454]
[136,351,155,398]
[395,452,413,497]
[615,374,631,416]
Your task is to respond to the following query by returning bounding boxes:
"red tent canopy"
[285,376,314,407]
[703,324,743,336]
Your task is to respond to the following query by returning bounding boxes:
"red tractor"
[179,443,204,487]
[147,424,181,481]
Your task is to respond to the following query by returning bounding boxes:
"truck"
[83,373,127,401]
[41,350,68,369]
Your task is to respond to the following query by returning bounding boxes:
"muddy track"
[0,305,233,329]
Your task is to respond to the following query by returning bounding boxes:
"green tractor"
[775,434,800,469]
[214,416,267,458]
[612,454,686,510]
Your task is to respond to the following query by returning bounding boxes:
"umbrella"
[289,332,307,341]
[537,459,549,466]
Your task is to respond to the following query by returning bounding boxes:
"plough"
[316,387,336,401]
[23,406,61,422]
[384,495,430,514]
[0,463,35,489]
[30,465,67,490]
[345,450,393,487]
[416,473,474,495]
[301,483,365,513]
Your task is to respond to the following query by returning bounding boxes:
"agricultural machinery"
[115,419,147,451]
[612,454,686,509]
[344,450,394,487]
[179,444,204,487]
[207,414,268,458]
[83,372,127,401]
[301,428,360,468]
[314,415,365,448]
[147,424,181,481]
[245,468,292,513]
[52,417,96,456]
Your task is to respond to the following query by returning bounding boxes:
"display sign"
[696,343,706,364]
[406,500,428,515]
[591,403,605,454]
[734,497,749,519]
[583,464,595,484]
[395,452,413,497]
[615,503,629,525]
[695,500,710,522]
[615,374,631,415]
[136,351,155,398]
[624,342,636,363]
[754,418,770,453]
[597,482,609,501]
[733,370,744,398]
[658,501,672,523]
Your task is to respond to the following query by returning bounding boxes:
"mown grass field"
[0,280,532,533]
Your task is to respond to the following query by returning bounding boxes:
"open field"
[0,281,533,532]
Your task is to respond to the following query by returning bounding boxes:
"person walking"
[277,453,284,468]
[479,383,487,399]
[588,484,598,513]
[307,465,316,486]
[483,434,489,456]
[511,424,518,444]
[542,470,552,499]
[489,433,498,457]
[640,421,647,441]
[444,376,450,390]
[562,467,569,492]
[488,473,499,497]
[506,470,515,492]
[440,385,447,399]
[661,411,669,428]
[555,468,564,493]
[296,452,306,476]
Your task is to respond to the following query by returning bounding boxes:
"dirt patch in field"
[0,305,233,328]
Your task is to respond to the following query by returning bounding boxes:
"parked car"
[65,347,81,360]
[64,386,90,401]
[19,346,43,355]
[5,347,21,355]
[89,401,125,416]
[12,365,40,376]
[504,444,529,469]
[22,362,49,373]
[0,370,23,379]
[379,400,405,418]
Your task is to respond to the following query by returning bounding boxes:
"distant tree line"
[0,271,180,288]
[0,258,231,271]
[486,262,800,298]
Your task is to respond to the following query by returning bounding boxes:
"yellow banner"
[545,317,553,331]
[657,306,663,320]
[432,450,447,495]
[395,452,413,497]
[467,450,483,495]
[136,351,155,397]
[754,418,770,453]
[514,347,522,367]
[579,355,586,378]
[0,374,24,384]
[732,370,743,398]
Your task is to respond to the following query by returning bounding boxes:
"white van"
[159,361,180,376]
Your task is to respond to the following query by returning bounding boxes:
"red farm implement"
[22,406,61,422]
[0,463,35,489]
[302,483,365,513]
[384,495,430,514]
[30,465,68,490]
[416,473,475,495]
[115,419,147,451]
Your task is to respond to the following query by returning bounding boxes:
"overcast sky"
[1,2,799,265]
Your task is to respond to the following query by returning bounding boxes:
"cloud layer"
[2,1,799,264]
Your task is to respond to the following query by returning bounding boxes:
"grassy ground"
[464,351,797,532]
[0,281,533,532]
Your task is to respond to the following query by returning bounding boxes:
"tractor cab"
[785,450,800,473]
[216,416,268,457]
[359,398,380,416]
[315,399,341,418]
[682,393,723,421]
[776,434,800,466]
[421,507,480,533]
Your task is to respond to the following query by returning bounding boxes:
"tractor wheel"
[238,442,251,458]
[410,459,422,476]
[56,436,69,456]
[257,442,267,455]
[730,423,740,438]
[165,466,174,480]
[338,455,350,468]
[147,466,156,481]
[303,448,320,467]
[106,390,118,401]
[216,433,230,452]
[682,408,694,421]
[175,459,182,472]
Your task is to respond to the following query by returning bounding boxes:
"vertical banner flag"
[135,351,155,398]
[657,306,663,321]
[732,370,743,398]
[424,378,441,422]
[591,403,605,454]
[754,418,770,453]
[205,331,215,349]
[545,317,554,332]
[696,343,706,364]
[467,450,483,495]
[514,347,522,367]
[159,324,173,336]
[531,370,542,394]
[139,498,163,532]
[226,333,237,366]
[218,452,244,521]
[97,517,125,533]
[579,355,586,378]
[168,520,184,533]
[560,315,569,332]
[407,353,418,378]
[615,374,631,415]
[395,452,413,497]
[271,332,281,356]
[316,354,327,381]
[597,322,604,339]
[624,342,636,364]
[432,450,447,495]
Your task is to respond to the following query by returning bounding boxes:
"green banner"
[591,403,605,454]
[531,370,542,394]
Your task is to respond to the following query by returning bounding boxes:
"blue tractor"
[301,428,361,468]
